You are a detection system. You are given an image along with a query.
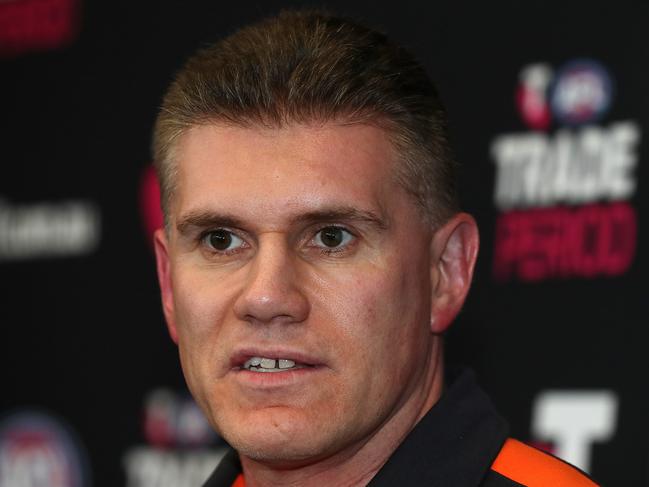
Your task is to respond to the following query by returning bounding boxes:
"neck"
[239,338,445,487]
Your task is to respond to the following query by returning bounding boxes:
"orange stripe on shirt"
[231,474,245,487]
[491,439,598,487]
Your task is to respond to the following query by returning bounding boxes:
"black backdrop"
[1,1,647,486]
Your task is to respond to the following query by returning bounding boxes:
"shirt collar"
[368,368,508,487]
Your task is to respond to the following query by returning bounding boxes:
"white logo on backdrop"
[532,390,618,472]
[0,198,100,261]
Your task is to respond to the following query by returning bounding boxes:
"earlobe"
[153,228,179,344]
[429,213,479,334]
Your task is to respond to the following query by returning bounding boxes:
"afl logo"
[0,411,90,487]
[550,59,614,126]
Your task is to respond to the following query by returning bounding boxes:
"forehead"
[172,123,405,224]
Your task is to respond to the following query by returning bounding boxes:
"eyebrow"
[176,212,244,235]
[296,207,389,230]
[175,206,389,235]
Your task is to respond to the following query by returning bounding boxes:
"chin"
[222,407,337,465]
[235,441,322,466]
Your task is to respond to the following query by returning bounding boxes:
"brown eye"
[204,229,243,251]
[315,226,352,248]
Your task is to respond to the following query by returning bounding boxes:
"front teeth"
[243,357,298,372]
[260,358,276,369]
[278,359,295,369]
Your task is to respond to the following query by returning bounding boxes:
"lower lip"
[232,366,323,388]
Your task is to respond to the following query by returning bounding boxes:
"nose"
[233,235,310,325]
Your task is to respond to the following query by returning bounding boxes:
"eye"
[313,226,354,249]
[203,229,245,252]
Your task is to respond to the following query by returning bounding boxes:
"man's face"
[155,122,439,464]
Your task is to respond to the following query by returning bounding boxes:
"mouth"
[230,349,324,389]
[232,350,321,374]
[241,356,314,372]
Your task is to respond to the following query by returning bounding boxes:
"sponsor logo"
[0,0,80,57]
[492,122,638,210]
[491,60,640,282]
[139,165,164,249]
[0,410,90,487]
[516,60,614,131]
[550,60,613,126]
[0,198,100,262]
[142,388,217,449]
[493,202,636,281]
[517,63,553,131]
[123,449,222,487]
[531,390,618,473]
[123,388,225,487]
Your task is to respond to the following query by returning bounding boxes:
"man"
[152,10,598,487]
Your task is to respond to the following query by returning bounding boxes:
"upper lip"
[230,347,324,369]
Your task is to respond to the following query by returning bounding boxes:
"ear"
[429,213,479,334]
[154,228,179,344]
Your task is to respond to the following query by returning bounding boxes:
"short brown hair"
[152,10,459,226]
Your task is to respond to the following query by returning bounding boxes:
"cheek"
[358,257,429,328]
[172,264,235,336]
[307,262,431,437]
[171,267,236,383]
[174,283,218,342]
[171,271,239,423]
[319,257,431,377]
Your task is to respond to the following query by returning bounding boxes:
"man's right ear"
[154,228,179,344]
